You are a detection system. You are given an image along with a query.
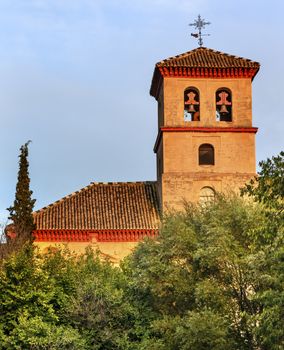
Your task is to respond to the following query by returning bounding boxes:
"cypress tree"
[7,141,36,242]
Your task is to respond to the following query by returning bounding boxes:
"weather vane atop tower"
[189,14,210,47]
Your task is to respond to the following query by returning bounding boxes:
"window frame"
[198,144,215,166]
[199,186,215,204]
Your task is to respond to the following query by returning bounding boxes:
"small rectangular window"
[199,144,214,165]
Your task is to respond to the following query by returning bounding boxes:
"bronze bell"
[188,104,196,113]
[219,104,229,114]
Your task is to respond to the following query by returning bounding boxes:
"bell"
[219,104,229,114]
[188,104,196,113]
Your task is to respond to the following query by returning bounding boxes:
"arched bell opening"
[216,88,232,122]
[184,87,200,121]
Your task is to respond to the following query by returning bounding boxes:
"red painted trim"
[33,229,158,243]
[95,229,158,242]
[154,127,258,153]
[161,127,258,133]
[159,67,258,79]
[150,67,259,100]
[34,229,92,242]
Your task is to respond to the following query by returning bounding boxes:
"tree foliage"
[0,152,283,349]
[7,141,36,242]
[241,151,284,349]
[0,245,136,349]
[124,195,270,349]
[243,151,284,206]
[242,151,284,229]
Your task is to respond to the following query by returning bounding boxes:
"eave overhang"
[150,66,259,100]
[34,229,159,242]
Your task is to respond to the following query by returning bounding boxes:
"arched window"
[200,187,215,204]
[199,144,214,165]
[216,88,232,122]
[184,87,200,121]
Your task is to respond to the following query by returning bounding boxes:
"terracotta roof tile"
[34,181,160,230]
[150,47,260,99]
[156,47,260,69]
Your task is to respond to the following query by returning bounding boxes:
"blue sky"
[1,0,283,221]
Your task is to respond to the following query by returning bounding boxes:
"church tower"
[150,47,260,210]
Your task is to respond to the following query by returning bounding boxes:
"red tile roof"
[34,181,160,230]
[155,47,260,69]
[150,47,260,99]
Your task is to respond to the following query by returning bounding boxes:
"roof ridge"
[90,180,156,185]
[157,48,198,65]
[202,47,255,62]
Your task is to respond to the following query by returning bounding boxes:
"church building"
[33,46,260,262]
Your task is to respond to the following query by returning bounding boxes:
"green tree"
[242,151,284,232]
[242,151,284,349]
[0,314,86,350]
[64,249,136,350]
[0,246,60,337]
[7,141,36,243]
[138,311,233,350]
[123,194,281,350]
[243,151,284,207]
[0,245,91,349]
[0,244,136,349]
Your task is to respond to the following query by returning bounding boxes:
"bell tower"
[150,47,260,210]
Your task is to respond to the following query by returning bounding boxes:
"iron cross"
[189,15,210,47]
